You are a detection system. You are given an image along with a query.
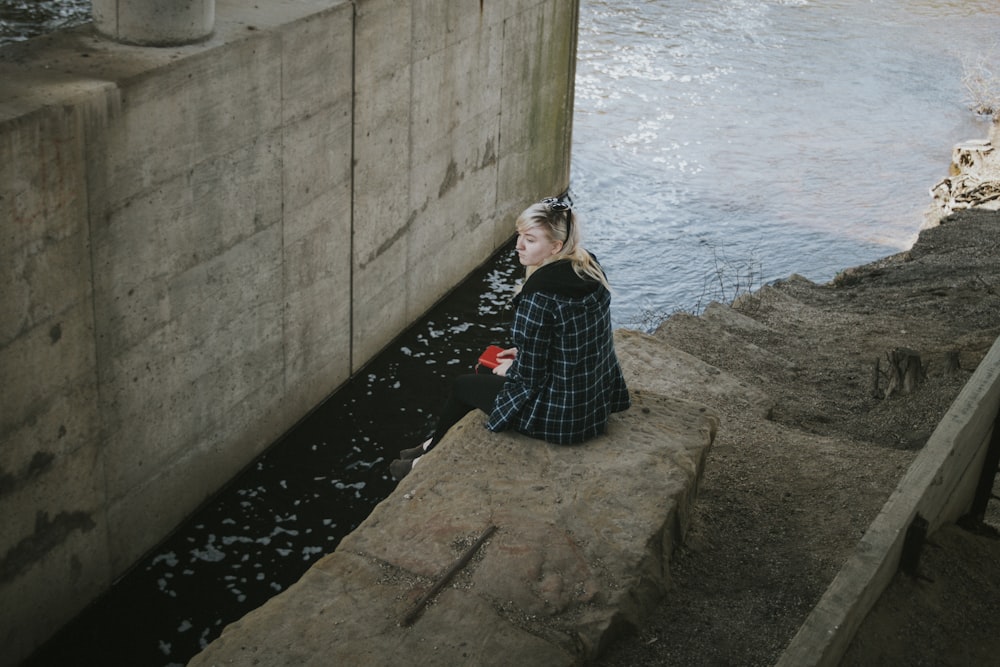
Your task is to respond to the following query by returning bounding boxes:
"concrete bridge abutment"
[0,0,579,663]
[92,0,215,46]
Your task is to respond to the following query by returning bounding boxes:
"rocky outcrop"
[929,122,1000,217]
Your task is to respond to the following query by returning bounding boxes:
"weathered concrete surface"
[189,389,718,666]
[350,0,579,364]
[91,0,215,45]
[0,1,579,662]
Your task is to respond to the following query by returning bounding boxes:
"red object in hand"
[476,345,505,373]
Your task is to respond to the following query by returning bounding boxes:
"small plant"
[960,48,1000,118]
[624,241,764,332]
[705,242,764,314]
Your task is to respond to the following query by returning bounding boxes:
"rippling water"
[18,1,1000,665]
[572,0,999,325]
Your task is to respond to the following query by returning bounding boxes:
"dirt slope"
[599,208,1000,667]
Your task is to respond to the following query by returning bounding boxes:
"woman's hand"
[493,347,517,376]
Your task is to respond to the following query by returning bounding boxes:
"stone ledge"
[190,390,718,666]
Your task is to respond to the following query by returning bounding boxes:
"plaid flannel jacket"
[486,259,630,444]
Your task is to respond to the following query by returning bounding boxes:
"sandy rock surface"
[189,391,718,666]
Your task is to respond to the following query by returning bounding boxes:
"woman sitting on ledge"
[390,195,630,480]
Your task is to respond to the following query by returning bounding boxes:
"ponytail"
[515,196,611,292]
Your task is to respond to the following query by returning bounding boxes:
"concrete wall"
[351,0,577,363]
[0,0,578,662]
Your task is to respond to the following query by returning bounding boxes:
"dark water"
[15,0,1000,664]
[25,245,522,665]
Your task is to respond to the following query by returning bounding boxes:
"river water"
[18,1,1000,665]
[573,0,999,325]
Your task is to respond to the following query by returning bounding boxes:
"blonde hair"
[515,198,611,292]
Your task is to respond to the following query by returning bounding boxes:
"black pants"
[427,373,506,449]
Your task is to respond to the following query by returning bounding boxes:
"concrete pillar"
[92,0,214,46]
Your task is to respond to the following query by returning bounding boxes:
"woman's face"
[515,225,562,267]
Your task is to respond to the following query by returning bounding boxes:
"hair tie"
[541,195,572,212]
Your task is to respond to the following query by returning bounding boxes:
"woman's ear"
[551,240,564,255]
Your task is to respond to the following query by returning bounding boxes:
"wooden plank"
[776,334,1000,667]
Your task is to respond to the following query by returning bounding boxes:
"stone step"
[710,281,908,365]
[189,390,718,667]
[765,273,852,310]
[702,300,774,335]
[652,310,799,390]
[616,328,776,420]
[736,278,975,380]
[741,282,837,334]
